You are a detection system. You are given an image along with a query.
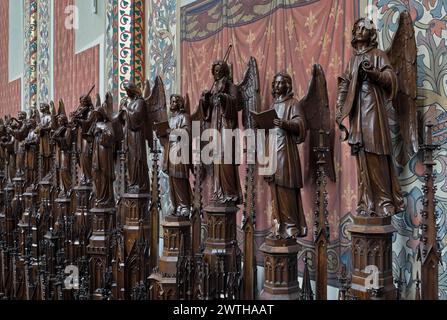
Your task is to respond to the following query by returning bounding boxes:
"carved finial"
[301,256,314,300]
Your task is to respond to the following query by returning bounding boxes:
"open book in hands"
[250,109,279,130]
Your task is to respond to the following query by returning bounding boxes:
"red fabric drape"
[181,0,357,253]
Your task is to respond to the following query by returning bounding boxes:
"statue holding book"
[257,66,334,239]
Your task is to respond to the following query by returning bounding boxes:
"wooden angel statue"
[9,111,29,178]
[117,77,166,194]
[195,57,243,206]
[336,12,417,217]
[257,65,334,239]
[71,88,96,185]
[23,109,40,189]
[91,92,117,208]
[36,102,56,178]
[52,100,74,197]
[156,94,193,217]
[0,116,16,182]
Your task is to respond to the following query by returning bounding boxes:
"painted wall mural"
[118,0,145,100]
[106,0,119,107]
[147,0,177,98]
[374,0,447,300]
[37,0,52,106]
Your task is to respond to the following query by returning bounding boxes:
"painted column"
[27,0,38,111]
[118,0,145,100]
[37,0,52,105]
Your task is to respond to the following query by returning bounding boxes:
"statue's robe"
[200,77,242,204]
[163,110,192,216]
[54,126,72,195]
[123,96,149,194]
[337,46,404,215]
[267,94,307,238]
[24,130,39,189]
[92,121,115,207]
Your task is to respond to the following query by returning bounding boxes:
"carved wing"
[144,76,168,149]
[95,93,101,108]
[386,11,418,167]
[58,99,66,117]
[50,100,57,130]
[237,57,261,129]
[300,64,336,182]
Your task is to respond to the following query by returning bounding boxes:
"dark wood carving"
[313,131,330,300]
[418,122,440,300]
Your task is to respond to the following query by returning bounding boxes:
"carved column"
[117,0,145,100]
[259,237,301,300]
[349,216,395,300]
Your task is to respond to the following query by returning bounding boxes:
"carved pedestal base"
[349,216,395,300]
[87,207,115,300]
[259,236,301,300]
[120,193,150,257]
[150,216,191,300]
[203,204,238,272]
[73,185,92,260]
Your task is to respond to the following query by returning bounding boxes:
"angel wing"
[50,101,58,130]
[386,11,418,167]
[58,99,66,117]
[144,76,168,149]
[237,57,261,129]
[95,93,102,108]
[300,64,336,182]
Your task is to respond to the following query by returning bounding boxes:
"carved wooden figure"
[91,93,116,209]
[197,60,242,205]
[118,82,151,194]
[23,110,39,190]
[160,94,193,217]
[336,13,416,217]
[337,12,417,300]
[71,91,96,185]
[53,100,74,197]
[36,103,55,179]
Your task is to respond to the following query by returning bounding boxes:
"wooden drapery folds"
[195,59,243,206]
[336,12,416,217]
[91,93,117,209]
[159,94,193,217]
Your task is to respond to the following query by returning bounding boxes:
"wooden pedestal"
[349,216,395,300]
[87,207,115,299]
[150,215,191,300]
[203,204,238,273]
[73,185,92,260]
[259,236,301,300]
[120,193,150,257]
